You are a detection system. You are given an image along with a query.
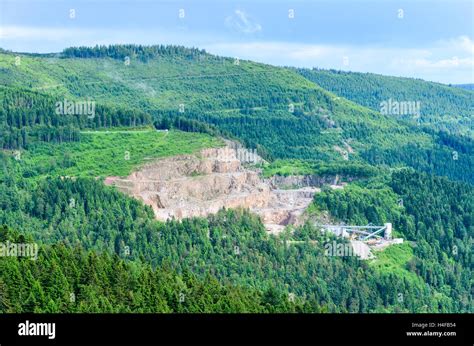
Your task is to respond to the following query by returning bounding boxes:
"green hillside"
[1,45,472,183]
[296,68,474,137]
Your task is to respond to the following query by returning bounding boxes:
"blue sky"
[1,0,473,84]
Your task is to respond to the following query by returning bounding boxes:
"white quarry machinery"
[320,223,393,241]
[318,222,403,259]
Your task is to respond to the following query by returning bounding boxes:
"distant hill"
[453,83,474,91]
[296,68,473,137]
[0,45,472,182]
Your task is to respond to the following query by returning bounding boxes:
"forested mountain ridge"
[296,68,474,137]
[1,45,473,183]
[454,84,474,91]
[61,44,208,62]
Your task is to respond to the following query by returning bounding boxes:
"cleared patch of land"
[369,242,421,284]
[5,130,223,179]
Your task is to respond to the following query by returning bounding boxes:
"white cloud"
[225,10,262,34]
[403,56,472,68]
[438,35,474,55]
[204,37,474,84]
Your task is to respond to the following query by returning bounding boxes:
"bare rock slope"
[104,144,319,232]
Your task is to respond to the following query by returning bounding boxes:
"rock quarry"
[104,143,344,233]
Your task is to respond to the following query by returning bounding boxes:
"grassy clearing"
[10,130,223,179]
[261,159,379,179]
[261,160,315,177]
[369,242,421,284]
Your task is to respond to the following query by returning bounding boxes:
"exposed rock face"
[104,144,319,233]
